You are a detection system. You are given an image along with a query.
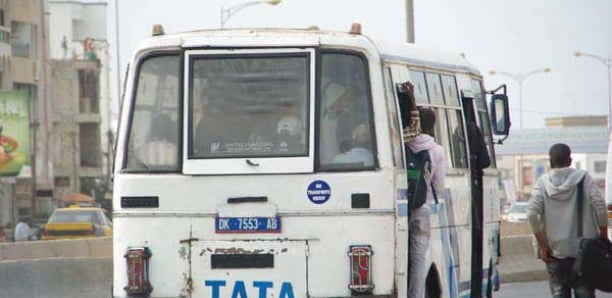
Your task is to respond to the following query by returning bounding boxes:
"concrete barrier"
[0,257,111,298]
[6,227,603,294]
[0,238,113,297]
[0,237,111,261]
[498,235,548,283]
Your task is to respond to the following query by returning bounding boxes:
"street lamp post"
[220,0,282,29]
[405,0,415,43]
[488,67,550,200]
[574,51,612,132]
[488,67,551,129]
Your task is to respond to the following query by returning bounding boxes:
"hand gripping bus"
[113,24,511,298]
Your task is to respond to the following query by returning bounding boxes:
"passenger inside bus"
[276,109,304,153]
[193,91,231,154]
[320,53,370,166]
[332,124,374,167]
[135,113,178,166]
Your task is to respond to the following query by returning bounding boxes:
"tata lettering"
[204,280,295,298]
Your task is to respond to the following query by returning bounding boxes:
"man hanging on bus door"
[398,81,447,298]
[462,99,491,298]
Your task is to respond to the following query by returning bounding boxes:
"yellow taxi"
[42,205,112,240]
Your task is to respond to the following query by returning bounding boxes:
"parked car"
[41,205,112,240]
[506,202,529,223]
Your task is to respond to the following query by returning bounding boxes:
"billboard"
[0,90,30,177]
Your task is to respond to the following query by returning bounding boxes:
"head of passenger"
[351,124,371,150]
[549,143,572,168]
[418,108,436,137]
[150,113,176,143]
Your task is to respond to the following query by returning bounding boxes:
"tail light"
[124,247,153,297]
[348,245,374,293]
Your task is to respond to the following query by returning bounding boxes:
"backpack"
[405,145,438,210]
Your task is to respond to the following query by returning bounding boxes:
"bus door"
[420,70,471,296]
[471,79,501,296]
[461,78,498,296]
[392,65,472,296]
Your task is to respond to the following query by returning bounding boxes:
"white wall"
[48,2,107,60]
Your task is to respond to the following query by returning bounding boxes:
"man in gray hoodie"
[527,143,608,298]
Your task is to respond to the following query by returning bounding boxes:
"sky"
[110,0,612,129]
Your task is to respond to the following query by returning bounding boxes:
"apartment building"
[47,0,109,203]
[0,0,53,226]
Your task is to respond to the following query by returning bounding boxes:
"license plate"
[215,217,281,233]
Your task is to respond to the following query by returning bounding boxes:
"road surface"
[496,281,612,298]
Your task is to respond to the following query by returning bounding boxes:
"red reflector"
[348,245,374,293]
[124,247,153,297]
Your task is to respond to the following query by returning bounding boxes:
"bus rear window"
[124,54,181,172]
[318,52,376,171]
[188,54,309,159]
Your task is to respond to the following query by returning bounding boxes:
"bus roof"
[376,40,481,75]
[132,27,480,75]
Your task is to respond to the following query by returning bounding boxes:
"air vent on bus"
[121,196,159,208]
[227,196,268,204]
[351,193,370,209]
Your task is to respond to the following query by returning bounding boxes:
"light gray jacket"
[527,167,607,258]
[407,134,446,206]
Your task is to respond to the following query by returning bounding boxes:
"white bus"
[112,24,511,298]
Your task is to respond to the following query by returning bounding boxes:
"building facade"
[0,0,53,227]
[47,0,109,203]
[0,0,111,228]
[496,124,608,203]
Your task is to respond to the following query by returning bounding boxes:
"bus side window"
[432,107,452,165]
[425,73,453,167]
[409,70,429,104]
[124,54,181,172]
[471,80,496,168]
[426,73,445,105]
[383,67,403,168]
[318,52,376,170]
[442,75,467,168]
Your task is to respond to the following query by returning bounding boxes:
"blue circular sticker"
[307,180,332,204]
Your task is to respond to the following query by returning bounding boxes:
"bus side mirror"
[489,94,510,136]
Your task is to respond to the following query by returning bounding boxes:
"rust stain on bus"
[197,247,290,255]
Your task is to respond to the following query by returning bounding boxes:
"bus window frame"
[315,49,378,172]
[182,48,316,175]
[186,51,311,160]
[441,74,468,169]
[471,78,497,168]
[121,50,184,174]
[408,70,430,104]
[382,66,404,168]
[413,69,461,169]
